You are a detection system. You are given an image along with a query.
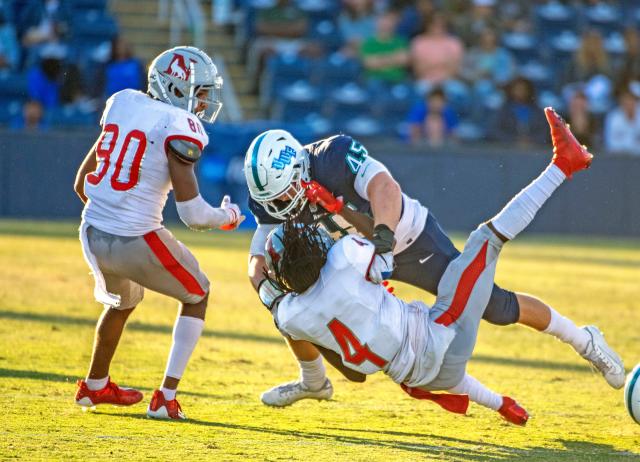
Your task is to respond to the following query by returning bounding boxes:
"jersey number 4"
[327,318,388,368]
[87,123,147,191]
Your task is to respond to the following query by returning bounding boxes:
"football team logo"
[271,146,297,170]
[164,53,196,80]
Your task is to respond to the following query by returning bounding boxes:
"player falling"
[245,117,625,408]
[259,109,624,425]
[73,46,244,420]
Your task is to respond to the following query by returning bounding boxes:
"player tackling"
[244,112,625,407]
[73,46,244,420]
[260,109,622,425]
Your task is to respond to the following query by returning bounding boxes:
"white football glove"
[219,195,245,230]
[367,251,394,284]
[258,278,284,310]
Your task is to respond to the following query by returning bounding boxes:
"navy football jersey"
[248,134,371,227]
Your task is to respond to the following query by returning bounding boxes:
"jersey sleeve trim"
[164,135,204,156]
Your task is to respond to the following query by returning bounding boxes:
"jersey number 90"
[87,123,148,191]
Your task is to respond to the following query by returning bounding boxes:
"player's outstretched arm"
[73,141,99,204]
[167,152,244,231]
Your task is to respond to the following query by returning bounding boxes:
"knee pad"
[482,287,520,326]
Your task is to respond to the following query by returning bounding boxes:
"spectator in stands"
[247,0,309,93]
[0,8,19,71]
[462,27,515,86]
[105,37,145,97]
[20,0,70,50]
[360,10,409,84]
[452,0,501,47]
[394,0,435,40]
[618,26,640,84]
[410,12,464,86]
[565,30,611,83]
[12,100,47,131]
[566,88,598,148]
[407,86,459,146]
[488,76,547,146]
[27,44,83,110]
[604,83,640,156]
[338,0,376,56]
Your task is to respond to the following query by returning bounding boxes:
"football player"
[244,109,625,407]
[73,46,244,420]
[259,109,622,425]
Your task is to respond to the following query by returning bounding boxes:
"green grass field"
[1,219,639,461]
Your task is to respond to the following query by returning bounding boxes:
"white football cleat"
[580,326,625,389]
[260,378,333,407]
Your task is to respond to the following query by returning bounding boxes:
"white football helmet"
[148,46,223,122]
[244,129,310,220]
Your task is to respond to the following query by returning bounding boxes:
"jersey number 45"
[87,123,147,191]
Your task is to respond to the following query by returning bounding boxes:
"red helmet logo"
[164,53,195,80]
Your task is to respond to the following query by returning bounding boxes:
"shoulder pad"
[167,137,202,163]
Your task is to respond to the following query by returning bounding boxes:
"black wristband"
[372,224,395,254]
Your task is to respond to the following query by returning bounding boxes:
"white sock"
[162,315,205,384]
[543,307,590,354]
[491,164,566,240]
[448,374,503,411]
[85,376,108,391]
[160,387,177,401]
[299,356,326,391]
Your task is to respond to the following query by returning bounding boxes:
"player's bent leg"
[447,374,529,426]
[261,338,333,407]
[148,294,208,420]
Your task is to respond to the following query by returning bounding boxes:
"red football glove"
[302,180,344,213]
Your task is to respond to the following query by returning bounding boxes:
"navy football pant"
[393,213,520,326]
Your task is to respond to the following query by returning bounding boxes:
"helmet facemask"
[258,151,310,221]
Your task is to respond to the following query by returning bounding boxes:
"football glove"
[367,251,394,284]
[367,224,396,283]
[302,180,344,213]
[219,195,245,230]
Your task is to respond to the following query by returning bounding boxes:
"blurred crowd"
[0,0,144,130]
[2,0,640,157]
[235,0,640,155]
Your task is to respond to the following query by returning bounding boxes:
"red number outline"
[111,129,147,191]
[327,318,388,368]
[87,123,118,186]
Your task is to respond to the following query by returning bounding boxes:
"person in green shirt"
[360,10,409,83]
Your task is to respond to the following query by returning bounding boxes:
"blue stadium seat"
[69,0,108,12]
[325,82,369,125]
[0,100,23,125]
[71,10,118,43]
[443,80,472,118]
[344,115,383,138]
[308,20,344,53]
[535,2,579,39]
[519,61,554,92]
[311,53,361,91]
[502,32,539,65]
[297,0,340,25]
[585,4,623,37]
[272,80,322,122]
[260,52,313,108]
[302,112,333,137]
[455,120,485,143]
[0,72,29,100]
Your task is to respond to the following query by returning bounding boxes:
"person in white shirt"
[604,83,640,156]
[72,46,244,420]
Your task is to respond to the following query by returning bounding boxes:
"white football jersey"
[82,89,209,236]
[275,235,455,387]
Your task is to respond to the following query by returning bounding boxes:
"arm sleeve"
[250,223,278,256]
[176,194,229,230]
[353,157,391,200]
